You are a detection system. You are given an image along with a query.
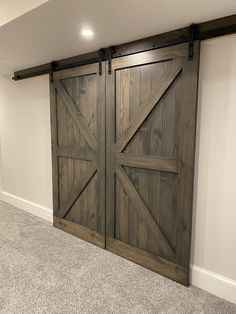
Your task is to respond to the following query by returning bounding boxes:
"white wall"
[190,35,236,302]
[192,35,236,279]
[0,35,236,303]
[0,75,52,220]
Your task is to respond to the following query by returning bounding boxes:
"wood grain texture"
[175,41,200,272]
[51,62,105,247]
[115,165,175,260]
[96,63,106,234]
[113,60,180,261]
[105,68,116,239]
[49,74,59,216]
[54,79,97,151]
[111,43,188,70]
[115,68,130,243]
[57,145,96,161]
[59,161,97,219]
[50,43,200,285]
[53,63,98,80]
[54,217,104,248]
[115,59,182,152]
[106,43,200,285]
[106,238,188,285]
[116,153,178,173]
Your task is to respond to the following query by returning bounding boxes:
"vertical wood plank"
[105,66,116,239]
[49,74,59,217]
[97,63,106,236]
[127,67,140,248]
[176,42,200,272]
[158,67,181,259]
[137,65,151,250]
[116,68,130,242]
[147,64,164,256]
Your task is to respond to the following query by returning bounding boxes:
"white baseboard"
[0,190,235,304]
[0,190,53,223]
[190,264,236,304]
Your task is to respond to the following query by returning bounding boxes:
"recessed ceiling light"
[81,29,94,39]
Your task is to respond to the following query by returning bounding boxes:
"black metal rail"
[12,14,236,81]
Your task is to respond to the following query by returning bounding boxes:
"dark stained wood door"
[105,42,200,285]
[50,63,106,248]
[50,43,200,285]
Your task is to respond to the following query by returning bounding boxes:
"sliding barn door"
[50,42,200,285]
[50,63,105,248]
[106,43,200,285]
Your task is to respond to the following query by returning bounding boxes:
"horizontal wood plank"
[116,153,178,173]
[53,63,98,80]
[54,217,105,248]
[112,43,187,70]
[106,238,188,285]
[56,145,96,161]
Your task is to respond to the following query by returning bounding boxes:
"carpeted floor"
[0,201,235,314]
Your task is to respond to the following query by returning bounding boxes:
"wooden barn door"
[50,42,200,285]
[50,63,105,248]
[106,42,200,285]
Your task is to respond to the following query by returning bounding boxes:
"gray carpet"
[0,201,235,314]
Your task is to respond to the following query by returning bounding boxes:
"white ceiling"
[0,0,49,27]
[0,0,236,75]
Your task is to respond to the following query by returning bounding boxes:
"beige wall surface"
[0,75,52,209]
[191,35,236,281]
[0,35,236,286]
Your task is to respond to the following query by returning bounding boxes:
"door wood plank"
[111,43,188,70]
[96,64,106,234]
[115,68,130,242]
[50,76,59,216]
[105,70,116,238]
[59,161,97,219]
[176,42,200,268]
[115,59,183,153]
[57,145,96,161]
[53,63,98,80]
[116,153,178,173]
[54,217,104,248]
[106,237,188,285]
[54,80,97,151]
[115,165,175,260]
[51,62,105,248]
